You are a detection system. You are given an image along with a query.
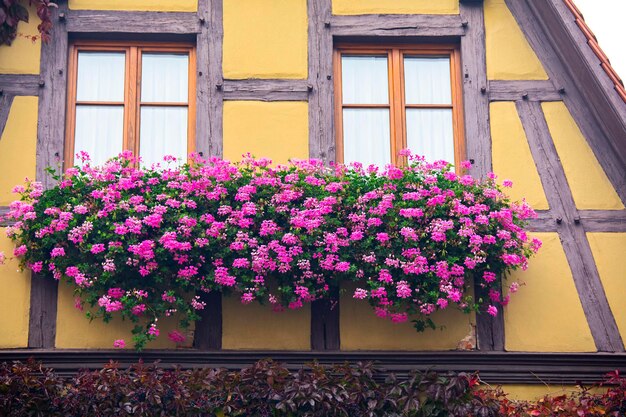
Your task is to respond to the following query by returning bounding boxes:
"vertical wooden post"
[29,0,69,349]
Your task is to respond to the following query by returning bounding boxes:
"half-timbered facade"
[0,0,625,399]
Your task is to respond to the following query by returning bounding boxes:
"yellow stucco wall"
[332,0,459,15]
[542,102,624,210]
[500,385,589,401]
[55,283,192,349]
[68,0,196,11]
[0,97,38,206]
[340,282,475,351]
[0,4,40,74]
[223,0,308,79]
[222,295,311,350]
[0,231,31,348]
[223,101,309,164]
[504,233,596,352]
[588,233,626,342]
[484,0,548,80]
[490,102,549,210]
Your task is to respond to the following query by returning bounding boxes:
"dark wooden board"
[66,10,200,34]
[193,291,222,350]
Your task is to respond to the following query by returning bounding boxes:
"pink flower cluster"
[3,150,539,349]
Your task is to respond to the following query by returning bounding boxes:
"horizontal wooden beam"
[1,350,625,385]
[65,10,201,34]
[330,14,465,37]
[223,79,310,102]
[580,210,626,232]
[0,74,40,96]
[488,80,562,102]
[0,206,11,227]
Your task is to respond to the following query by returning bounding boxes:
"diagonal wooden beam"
[0,93,14,139]
[517,100,623,352]
[505,0,626,206]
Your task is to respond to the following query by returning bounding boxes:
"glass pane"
[343,109,391,168]
[76,52,125,102]
[404,57,452,105]
[74,105,124,166]
[141,53,189,103]
[140,106,188,167]
[406,109,455,163]
[341,55,389,105]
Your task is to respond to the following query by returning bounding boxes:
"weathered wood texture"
[27,274,59,348]
[2,350,625,385]
[517,100,623,352]
[29,0,69,349]
[506,0,626,206]
[459,2,503,352]
[330,14,465,37]
[193,291,222,350]
[66,10,200,34]
[308,0,334,162]
[310,289,340,351]
[488,80,561,102]
[0,206,11,227]
[308,0,339,350]
[0,74,40,96]
[0,94,14,138]
[223,79,310,101]
[579,210,626,232]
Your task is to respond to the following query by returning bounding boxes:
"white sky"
[573,0,626,79]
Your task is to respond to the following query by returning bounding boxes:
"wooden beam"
[0,74,40,96]
[488,80,562,102]
[308,0,334,162]
[330,14,465,37]
[223,79,310,102]
[29,0,69,349]
[506,0,626,206]
[579,210,626,233]
[193,290,222,350]
[2,350,626,385]
[65,10,201,34]
[517,100,623,352]
[0,94,14,139]
[308,0,339,351]
[459,1,503,352]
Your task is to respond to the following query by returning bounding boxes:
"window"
[334,44,465,168]
[65,41,196,168]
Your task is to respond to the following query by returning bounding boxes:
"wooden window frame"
[333,43,466,168]
[65,40,197,168]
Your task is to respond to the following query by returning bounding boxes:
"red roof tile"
[563,0,626,103]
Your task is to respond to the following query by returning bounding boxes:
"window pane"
[141,53,189,103]
[343,108,391,167]
[74,105,124,166]
[140,106,188,167]
[406,109,455,163]
[76,52,125,102]
[404,57,451,105]
[341,55,389,105]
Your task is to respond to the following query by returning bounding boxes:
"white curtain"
[343,109,391,167]
[139,106,188,167]
[77,52,125,102]
[404,57,451,105]
[406,109,454,163]
[341,55,389,104]
[75,105,124,166]
[141,53,189,103]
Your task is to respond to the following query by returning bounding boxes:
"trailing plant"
[1,150,540,349]
[1,360,624,417]
[0,0,55,45]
